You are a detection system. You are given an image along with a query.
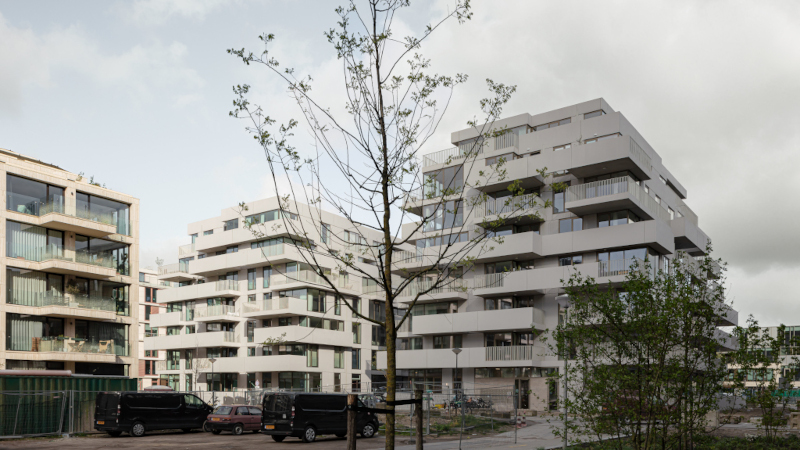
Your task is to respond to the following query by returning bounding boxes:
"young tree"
[724,320,800,443]
[227,1,543,446]
[548,247,733,450]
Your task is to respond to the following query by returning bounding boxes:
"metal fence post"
[426,393,430,435]
[59,391,68,435]
[69,390,74,435]
[12,394,22,436]
[514,391,518,445]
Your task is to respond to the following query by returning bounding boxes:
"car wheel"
[233,424,244,435]
[130,421,145,437]
[211,429,222,435]
[361,422,376,438]
[302,425,316,443]
[271,435,286,442]
[106,431,122,437]
[203,421,212,433]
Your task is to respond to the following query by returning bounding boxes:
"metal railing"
[397,278,468,298]
[474,193,541,218]
[194,305,238,318]
[7,291,119,313]
[242,297,290,314]
[215,279,239,291]
[474,273,506,289]
[598,258,643,277]
[494,132,519,151]
[421,146,483,168]
[485,345,543,361]
[565,176,672,222]
[158,262,190,275]
[29,338,129,356]
[629,138,653,172]
[74,249,116,269]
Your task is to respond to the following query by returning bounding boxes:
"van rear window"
[297,395,345,411]
[263,394,292,412]
[125,394,181,408]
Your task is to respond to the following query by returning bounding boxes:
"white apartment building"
[137,267,169,388]
[377,98,737,411]
[144,197,390,392]
[0,148,140,376]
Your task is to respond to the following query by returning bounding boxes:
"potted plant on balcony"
[65,282,82,308]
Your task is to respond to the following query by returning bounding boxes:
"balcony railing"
[223,331,237,343]
[598,258,644,277]
[422,146,484,168]
[159,262,191,276]
[397,278,468,298]
[242,297,290,314]
[156,360,181,372]
[27,337,129,356]
[74,249,116,269]
[179,243,196,256]
[474,273,506,289]
[194,305,238,318]
[271,270,360,292]
[565,176,672,222]
[494,132,519,152]
[7,243,119,270]
[474,193,541,218]
[485,345,542,361]
[215,279,239,291]
[7,291,120,313]
[629,138,653,172]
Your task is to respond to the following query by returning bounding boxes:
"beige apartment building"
[377,98,737,411]
[137,267,169,388]
[0,148,140,376]
[145,197,390,392]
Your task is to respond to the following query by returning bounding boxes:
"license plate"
[211,418,220,421]
[264,425,275,430]
[97,421,104,425]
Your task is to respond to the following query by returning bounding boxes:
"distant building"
[137,267,169,389]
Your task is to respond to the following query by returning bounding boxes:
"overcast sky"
[1,0,798,325]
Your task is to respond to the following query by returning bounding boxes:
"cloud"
[120,0,235,26]
[0,12,204,116]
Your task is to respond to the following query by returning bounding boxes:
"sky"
[0,0,798,325]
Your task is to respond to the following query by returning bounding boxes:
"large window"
[422,201,463,232]
[75,235,130,275]
[6,174,65,216]
[485,332,534,347]
[6,314,64,351]
[410,301,454,316]
[6,221,63,261]
[279,288,326,313]
[247,269,256,290]
[416,232,468,251]
[223,219,238,231]
[352,349,361,370]
[559,217,583,233]
[534,117,570,131]
[433,335,462,349]
[245,209,298,226]
[278,372,320,392]
[598,210,640,228]
[306,345,319,367]
[398,337,423,350]
[334,347,345,368]
[299,316,343,331]
[76,192,131,235]
[6,267,63,307]
[423,165,463,198]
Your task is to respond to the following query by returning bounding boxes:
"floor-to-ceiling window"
[76,192,131,235]
[6,174,64,216]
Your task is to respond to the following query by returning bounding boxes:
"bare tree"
[228,1,544,446]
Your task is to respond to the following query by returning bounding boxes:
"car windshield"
[213,406,233,415]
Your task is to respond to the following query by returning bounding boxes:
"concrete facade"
[145,197,389,392]
[137,267,167,389]
[0,148,140,376]
[377,98,735,411]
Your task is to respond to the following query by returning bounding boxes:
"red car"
[204,404,262,435]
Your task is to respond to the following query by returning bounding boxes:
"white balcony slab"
[158,280,242,303]
[150,311,183,328]
[253,326,352,348]
[144,331,238,350]
[377,345,550,370]
[411,307,546,335]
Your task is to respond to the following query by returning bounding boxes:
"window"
[659,175,667,184]
[334,373,342,392]
[423,165,463,198]
[527,150,541,157]
[247,347,256,357]
[398,337,423,350]
[553,191,565,213]
[655,195,661,205]
[668,207,675,220]
[185,325,195,334]
[559,255,583,266]
[247,321,255,343]
[485,153,518,166]
[410,301,455,316]
[334,297,341,315]
[278,317,292,327]
[203,230,213,236]
[247,269,256,290]
[422,201,463,232]
[145,305,151,320]
[351,374,361,392]
[299,316,343,331]
[262,266,272,288]
[597,248,647,263]
[145,288,151,303]
[6,174,66,217]
[245,209,298,226]
[598,210,640,228]
[559,217,582,233]
[433,335,462,349]
[334,347,345,368]
[190,233,198,243]
[644,185,650,194]
[584,110,605,120]
[553,143,571,152]
[416,232,468,251]
[484,298,512,310]
[248,294,255,303]
[139,272,145,282]
[305,345,318,367]
[352,349,361,369]
[534,117,571,131]
[321,223,330,244]
[584,133,621,144]
[484,223,539,238]
[353,323,361,344]
[223,219,238,231]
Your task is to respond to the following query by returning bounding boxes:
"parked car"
[205,404,262,435]
[261,392,380,443]
[95,391,212,437]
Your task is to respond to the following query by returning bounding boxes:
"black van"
[261,393,380,443]
[95,391,213,437]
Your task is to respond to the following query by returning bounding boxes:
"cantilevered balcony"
[394,278,469,304]
[270,270,361,296]
[158,279,241,303]
[193,305,240,322]
[7,244,119,278]
[158,261,197,283]
[242,296,328,319]
[567,135,652,181]
[253,325,352,348]
[189,245,299,277]
[144,331,239,351]
[410,307,546,335]
[5,291,123,321]
[7,338,129,364]
[565,176,671,222]
[541,219,674,256]
[377,345,550,370]
[6,198,127,238]
[472,193,546,227]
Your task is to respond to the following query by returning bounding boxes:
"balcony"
[395,278,469,304]
[144,331,239,351]
[158,279,241,303]
[156,360,182,373]
[377,345,549,370]
[472,193,546,225]
[189,245,301,277]
[466,232,543,263]
[270,270,361,295]
[565,176,671,222]
[193,305,240,322]
[7,201,123,238]
[253,325,352,348]
[241,296,315,319]
[150,311,183,328]
[5,291,122,321]
[8,338,129,363]
[411,307,546,335]
[178,243,196,256]
[158,261,197,283]
[671,216,709,254]
[567,135,652,181]
[541,220,674,257]
[7,245,119,278]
